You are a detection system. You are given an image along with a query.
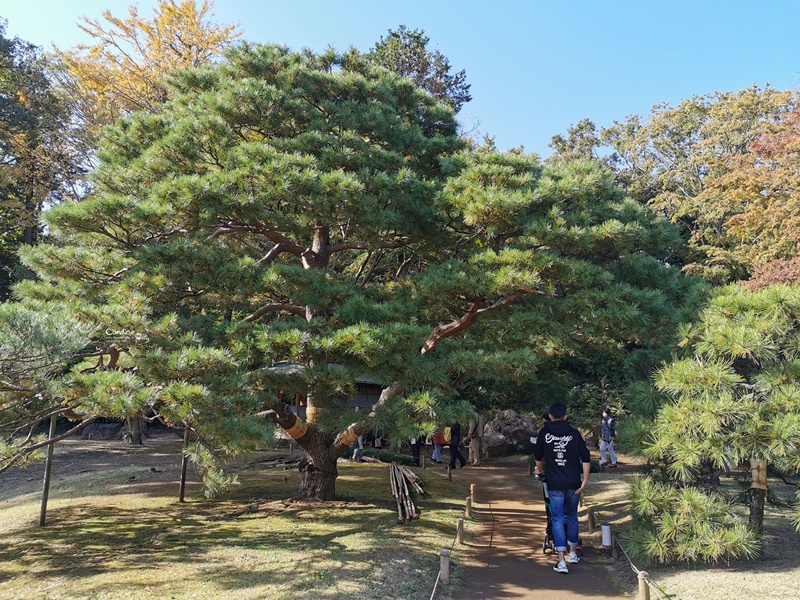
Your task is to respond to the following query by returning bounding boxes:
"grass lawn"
[0,437,473,600]
[585,453,800,600]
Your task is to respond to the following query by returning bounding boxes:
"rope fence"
[429,483,490,600]
[583,499,669,600]
[427,479,670,600]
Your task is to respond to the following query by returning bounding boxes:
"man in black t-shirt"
[533,402,590,574]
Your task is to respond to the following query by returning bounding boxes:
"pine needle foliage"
[625,475,760,564]
[6,43,699,499]
[645,283,800,538]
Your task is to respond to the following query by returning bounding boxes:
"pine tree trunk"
[298,446,339,500]
[748,457,768,533]
[125,415,143,445]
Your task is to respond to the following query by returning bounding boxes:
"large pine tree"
[12,44,695,500]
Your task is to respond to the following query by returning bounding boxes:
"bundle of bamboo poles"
[389,462,425,523]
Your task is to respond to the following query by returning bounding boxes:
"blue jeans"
[432,444,442,462]
[549,489,581,553]
[600,439,616,464]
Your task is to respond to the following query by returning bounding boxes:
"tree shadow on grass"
[0,468,464,599]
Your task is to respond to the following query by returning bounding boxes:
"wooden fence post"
[638,571,650,600]
[457,517,464,544]
[439,548,451,584]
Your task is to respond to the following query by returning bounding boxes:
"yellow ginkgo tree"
[55,0,240,138]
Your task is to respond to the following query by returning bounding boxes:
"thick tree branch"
[242,303,308,323]
[207,223,304,251]
[421,294,523,355]
[258,242,297,265]
[328,238,411,254]
[332,382,402,455]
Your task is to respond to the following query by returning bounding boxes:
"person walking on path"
[468,406,485,465]
[448,420,468,469]
[534,402,590,574]
[599,408,618,468]
[410,435,422,466]
[431,430,446,463]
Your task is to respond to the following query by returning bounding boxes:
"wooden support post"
[447,466,452,480]
[638,571,650,600]
[422,453,426,469]
[470,483,476,503]
[587,508,596,532]
[457,517,464,544]
[439,548,451,584]
[39,414,57,527]
[179,425,190,503]
[465,496,472,517]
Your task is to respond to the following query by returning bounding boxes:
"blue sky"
[3,0,800,157]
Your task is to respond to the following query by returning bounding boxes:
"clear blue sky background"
[3,0,800,157]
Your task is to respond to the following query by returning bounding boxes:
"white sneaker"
[567,552,580,564]
[553,560,569,573]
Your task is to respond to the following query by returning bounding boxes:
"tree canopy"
[3,41,699,500]
[552,87,799,284]
[368,25,471,113]
[629,284,800,563]
[0,20,84,299]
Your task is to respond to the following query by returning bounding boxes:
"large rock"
[483,432,516,457]
[486,409,537,443]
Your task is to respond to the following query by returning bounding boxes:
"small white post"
[439,548,451,584]
[457,517,464,544]
[601,523,612,548]
[638,571,650,600]
[465,496,472,517]
[470,483,476,503]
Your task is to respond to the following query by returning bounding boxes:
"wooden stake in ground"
[179,425,190,502]
[39,413,57,527]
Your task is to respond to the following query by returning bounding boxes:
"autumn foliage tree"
[54,0,240,141]
[556,87,798,283]
[0,21,85,299]
[715,108,800,286]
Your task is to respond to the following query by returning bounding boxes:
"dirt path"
[448,458,624,600]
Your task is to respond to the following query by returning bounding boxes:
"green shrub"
[623,475,760,564]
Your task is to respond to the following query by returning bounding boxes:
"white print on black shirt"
[545,433,573,467]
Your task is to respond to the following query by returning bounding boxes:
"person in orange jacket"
[432,430,447,463]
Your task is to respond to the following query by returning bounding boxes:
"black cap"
[548,402,567,419]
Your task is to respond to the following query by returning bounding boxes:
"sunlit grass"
[0,445,470,600]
